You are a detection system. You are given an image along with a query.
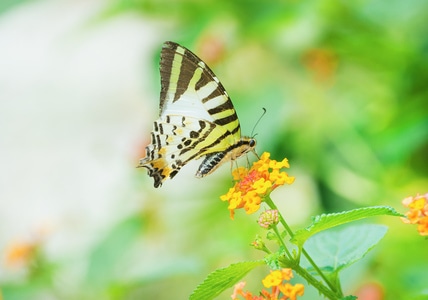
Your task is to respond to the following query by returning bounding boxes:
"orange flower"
[4,241,38,267]
[221,152,294,219]
[232,282,249,300]
[401,193,428,236]
[417,217,428,236]
[278,283,305,300]
[232,269,304,300]
[231,281,265,300]
[262,269,294,288]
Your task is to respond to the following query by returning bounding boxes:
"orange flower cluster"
[232,268,304,300]
[4,241,38,267]
[220,152,295,219]
[401,193,428,236]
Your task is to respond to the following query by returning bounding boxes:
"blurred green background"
[1,0,427,299]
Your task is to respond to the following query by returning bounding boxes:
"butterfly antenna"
[250,107,267,138]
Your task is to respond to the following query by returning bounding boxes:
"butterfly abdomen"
[195,152,226,178]
[196,137,256,178]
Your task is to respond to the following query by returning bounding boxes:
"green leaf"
[189,260,265,300]
[301,224,388,273]
[264,252,283,270]
[291,206,401,247]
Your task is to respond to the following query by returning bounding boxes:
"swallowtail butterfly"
[139,41,256,187]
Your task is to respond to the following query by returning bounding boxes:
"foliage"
[191,155,403,299]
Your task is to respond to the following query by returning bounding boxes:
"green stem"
[263,196,293,238]
[271,225,293,259]
[301,248,342,297]
[264,195,341,299]
[292,263,338,300]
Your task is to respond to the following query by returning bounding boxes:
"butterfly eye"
[249,139,256,148]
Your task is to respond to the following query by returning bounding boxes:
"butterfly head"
[236,136,255,156]
[248,138,256,149]
[241,136,257,158]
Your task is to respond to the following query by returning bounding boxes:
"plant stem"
[292,263,338,299]
[264,195,341,299]
[271,225,293,259]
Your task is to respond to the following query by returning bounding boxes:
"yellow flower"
[220,152,294,219]
[243,191,262,214]
[232,268,304,300]
[278,283,305,300]
[280,268,293,281]
[233,167,248,181]
[401,193,428,236]
[262,268,294,288]
[262,270,283,288]
[253,178,272,194]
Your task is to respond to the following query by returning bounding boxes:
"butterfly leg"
[252,149,260,159]
[229,160,240,183]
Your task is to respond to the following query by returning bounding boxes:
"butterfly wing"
[140,41,254,187]
[140,116,234,187]
[159,41,241,138]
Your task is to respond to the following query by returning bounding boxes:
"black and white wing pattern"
[139,41,256,187]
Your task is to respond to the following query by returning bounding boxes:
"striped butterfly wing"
[139,41,256,187]
[159,41,240,137]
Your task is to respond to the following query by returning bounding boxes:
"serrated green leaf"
[264,252,283,270]
[301,224,388,273]
[291,206,401,247]
[189,260,265,300]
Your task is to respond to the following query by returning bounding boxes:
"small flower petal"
[417,216,428,236]
[262,270,283,288]
[278,283,305,300]
[401,193,428,236]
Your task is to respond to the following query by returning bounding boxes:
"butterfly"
[139,41,256,188]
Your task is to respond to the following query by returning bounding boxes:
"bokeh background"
[1,0,427,299]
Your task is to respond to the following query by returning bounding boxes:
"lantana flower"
[401,193,428,236]
[258,210,279,229]
[221,152,295,219]
[232,268,304,300]
[4,240,39,268]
